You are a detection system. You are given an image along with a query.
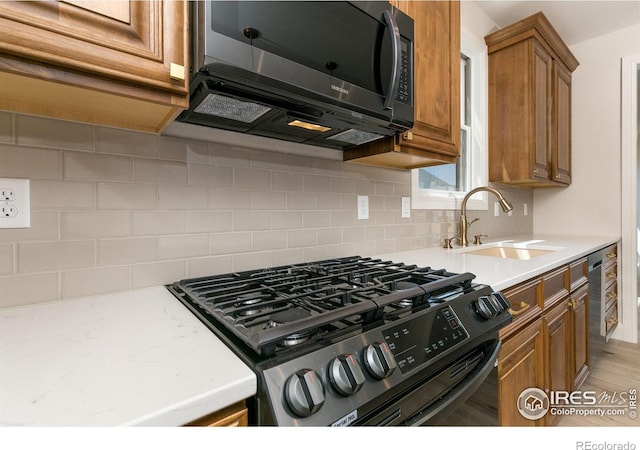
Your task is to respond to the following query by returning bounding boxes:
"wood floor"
[558,316,640,426]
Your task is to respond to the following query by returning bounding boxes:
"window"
[411,28,488,211]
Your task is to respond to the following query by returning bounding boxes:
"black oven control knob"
[329,353,366,396]
[284,369,325,418]
[475,293,510,320]
[363,342,397,379]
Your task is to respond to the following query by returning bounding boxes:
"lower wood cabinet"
[569,283,589,389]
[185,401,248,427]
[497,256,590,426]
[498,317,544,426]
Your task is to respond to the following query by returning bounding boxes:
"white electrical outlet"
[0,178,30,229]
[524,203,528,216]
[494,201,500,217]
[401,197,411,218]
[357,195,369,220]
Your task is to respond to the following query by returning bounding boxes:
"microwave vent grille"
[328,129,384,146]
[194,94,272,123]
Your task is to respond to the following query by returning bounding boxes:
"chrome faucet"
[459,186,513,247]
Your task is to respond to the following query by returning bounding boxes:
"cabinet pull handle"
[607,317,618,326]
[606,253,616,258]
[568,298,577,309]
[508,301,531,317]
[606,272,617,279]
[606,292,617,300]
[170,63,186,81]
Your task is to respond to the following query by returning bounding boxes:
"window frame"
[411,26,489,211]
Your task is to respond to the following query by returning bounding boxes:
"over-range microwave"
[176,1,414,150]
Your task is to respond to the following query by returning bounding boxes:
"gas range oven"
[166,256,512,426]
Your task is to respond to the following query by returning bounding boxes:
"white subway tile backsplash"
[98,237,157,266]
[132,260,187,289]
[158,185,208,210]
[188,163,233,187]
[233,211,270,231]
[18,240,95,273]
[187,255,233,278]
[98,183,157,210]
[0,244,14,275]
[0,273,59,308]
[62,266,130,299]
[234,167,271,190]
[0,144,62,179]
[253,230,287,251]
[16,115,94,152]
[0,111,12,143]
[1,112,533,305]
[134,159,188,184]
[96,127,157,158]
[65,152,131,182]
[0,212,59,243]
[31,180,95,210]
[62,211,130,239]
[186,211,232,234]
[132,211,186,236]
[251,190,287,210]
[270,211,303,230]
[158,235,209,260]
[211,232,252,255]
[210,188,251,210]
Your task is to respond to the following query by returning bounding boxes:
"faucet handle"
[443,236,461,249]
[474,234,488,245]
[467,218,480,227]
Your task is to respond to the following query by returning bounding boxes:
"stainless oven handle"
[409,340,502,426]
[382,10,401,110]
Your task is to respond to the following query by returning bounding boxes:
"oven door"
[356,339,501,426]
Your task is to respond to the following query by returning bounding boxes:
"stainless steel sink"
[455,241,563,260]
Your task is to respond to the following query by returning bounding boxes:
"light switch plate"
[357,195,369,220]
[401,197,411,218]
[0,178,30,229]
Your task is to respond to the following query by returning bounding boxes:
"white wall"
[534,23,640,235]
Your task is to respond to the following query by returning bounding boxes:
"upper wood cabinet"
[0,0,189,133]
[343,1,460,170]
[485,12,579,187]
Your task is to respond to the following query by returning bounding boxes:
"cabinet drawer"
[569,258,588,291]
[603,244,618,269]
[603,263,618,290]
[603,302,618,340]
[604,281,618,312]
[499,278,542,339]
[542,266,569,309]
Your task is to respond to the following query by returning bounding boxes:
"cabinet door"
[0,1,188,95]
[498,317,544,426]
[552,61,572,184]
[542,299,570,425]
[570,284,590,389]
[532,40,552,181]
[397,0,460,156]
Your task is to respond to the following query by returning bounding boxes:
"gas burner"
[395,281,420,307]
[269,307,311,327]
[268,308,315,347]
[232,291,274,316]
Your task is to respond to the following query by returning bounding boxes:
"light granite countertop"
[0,287,256,426]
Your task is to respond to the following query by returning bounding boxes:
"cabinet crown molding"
[485,11,579,72]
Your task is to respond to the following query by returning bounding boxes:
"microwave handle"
[382,10,402,110]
